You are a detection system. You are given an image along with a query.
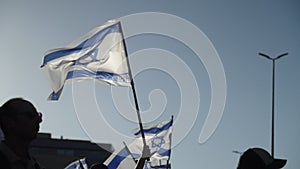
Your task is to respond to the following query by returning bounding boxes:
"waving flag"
[64,158,88,169]
[103,145,136,169]
[131,116,173,160]
[41,19,130,100]
[104,117,173,169]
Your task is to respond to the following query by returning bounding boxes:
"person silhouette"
[237,147,286,169]
[0,98,43,169]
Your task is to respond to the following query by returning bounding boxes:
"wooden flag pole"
[119,22,147,146]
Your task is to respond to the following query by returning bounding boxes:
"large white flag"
[64,158,88,169]
[41,19,130,100]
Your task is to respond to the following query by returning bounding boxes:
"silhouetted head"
[0,98,42,141]
[237,148,286,169]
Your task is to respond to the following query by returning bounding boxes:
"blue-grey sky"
[1,1,299,169]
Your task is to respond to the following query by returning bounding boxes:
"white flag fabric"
[144,158,171,169]
[103,144,136,169]
[64,158,88,169]
[144,160,170,169]
[130,117,173,160]
[41,19,130,100]
[103,117,173,169]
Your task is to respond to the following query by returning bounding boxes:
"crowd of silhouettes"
[0,97,287,169]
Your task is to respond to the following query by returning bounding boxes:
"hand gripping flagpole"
[119,22,147,147]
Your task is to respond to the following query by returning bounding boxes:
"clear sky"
[0,0,299,169]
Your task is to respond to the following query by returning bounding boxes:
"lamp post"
[258,52,288,157]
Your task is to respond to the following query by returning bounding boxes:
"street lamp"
[258,52,288,158]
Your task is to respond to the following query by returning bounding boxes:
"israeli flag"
[64,158,88,169]
[131,116,173,160]
[41,19,130,100]
[104,117,173,169]
[103,145,136,169]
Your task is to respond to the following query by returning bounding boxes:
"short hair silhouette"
[0,97,43,169]
[237,148,286,169]
[0,97,42,137]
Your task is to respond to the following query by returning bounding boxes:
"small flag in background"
[104,117,173,169]
[103,145,136,169]
[41,19,130,100]
[64,158,88,169]
[131,116,173,160]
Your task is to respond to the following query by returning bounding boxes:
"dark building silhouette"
[30,133,112,169]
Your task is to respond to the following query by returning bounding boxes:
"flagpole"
[166,116,173,169]
[119,22,147,146]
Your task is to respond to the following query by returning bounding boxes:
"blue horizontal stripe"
[66,69,129,83]
[157,148,171,157]
[48,69,129,101]
[134,119,173,136]
[42,22,121,66]
[49,88,63,101]
[107,147,129,169]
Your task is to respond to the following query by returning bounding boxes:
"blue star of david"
[151,136,165,148]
